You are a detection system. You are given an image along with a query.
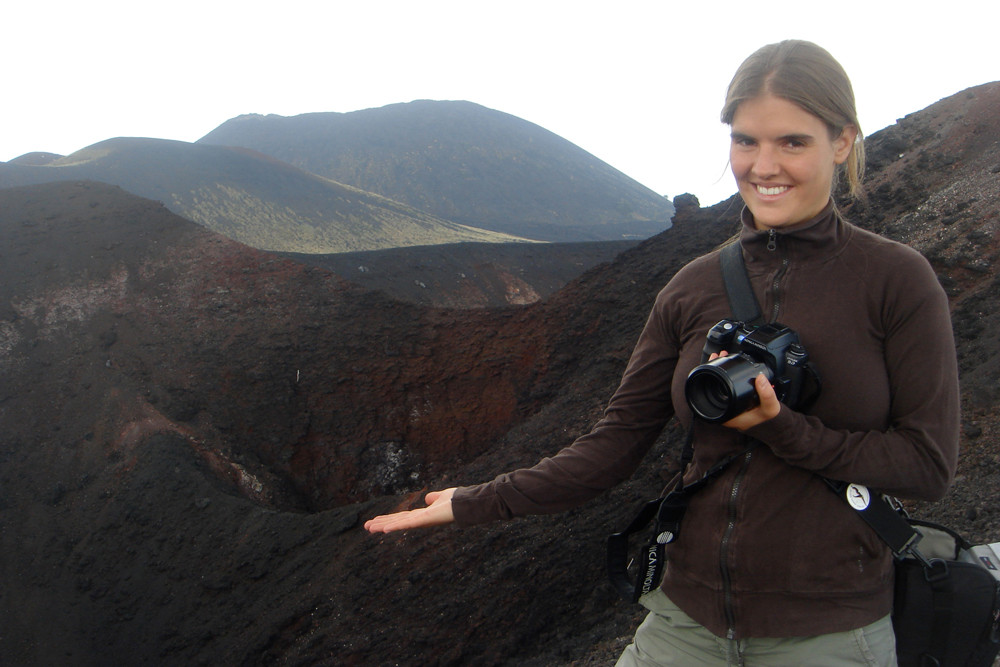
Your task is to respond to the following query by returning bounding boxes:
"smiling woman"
[365,39,960,667]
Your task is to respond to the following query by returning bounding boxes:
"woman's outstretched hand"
[364,488,457,534]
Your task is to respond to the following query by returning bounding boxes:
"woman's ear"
[833,125,858,164]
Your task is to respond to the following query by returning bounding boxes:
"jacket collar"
[739,199,851,265]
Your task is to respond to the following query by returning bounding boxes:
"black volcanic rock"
[2,82,1000,666]
[672,192,700,211]
[281,239,637,308]
[198,100,675,242]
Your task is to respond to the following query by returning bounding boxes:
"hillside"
[0,82,998,666]
[281,239,637,308]
[7,151,62,166]
[197,100,675,242]
[0,138,531,253]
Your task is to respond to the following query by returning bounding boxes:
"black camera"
[684,320,821,423]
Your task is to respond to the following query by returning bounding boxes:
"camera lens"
[685,356,769,423]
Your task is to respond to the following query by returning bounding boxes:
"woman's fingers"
[364,488,457,534]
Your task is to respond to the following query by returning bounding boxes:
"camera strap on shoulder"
[674,241,767,474]
[720,242,765,326]
[672,244,759,479]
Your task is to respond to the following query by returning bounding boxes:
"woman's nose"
[752,145,780,178]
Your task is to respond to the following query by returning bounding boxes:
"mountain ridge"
[0,137,531,253]
[3,100,675,254]
[197,99,675,242]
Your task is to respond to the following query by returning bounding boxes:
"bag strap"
[824,480,924,559]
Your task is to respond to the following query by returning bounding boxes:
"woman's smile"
[754,184,790,197]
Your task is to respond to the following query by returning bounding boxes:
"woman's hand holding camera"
[709,351,782,430]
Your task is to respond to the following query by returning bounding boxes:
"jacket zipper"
[721,448,753,665]
[718,232,786,662]
[767,230,789,323]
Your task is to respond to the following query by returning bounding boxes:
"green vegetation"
[176,184,530,253]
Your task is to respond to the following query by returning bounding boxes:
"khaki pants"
[616,589,897,667]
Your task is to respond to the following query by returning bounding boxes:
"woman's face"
[729,94,856,230]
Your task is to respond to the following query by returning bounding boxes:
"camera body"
[685,319,820,423]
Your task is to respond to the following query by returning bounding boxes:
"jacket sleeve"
[451,287,680,526]
[746,247,959,501]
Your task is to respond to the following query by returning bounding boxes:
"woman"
[366,40,959,666]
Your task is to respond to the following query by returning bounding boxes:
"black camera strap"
[669,243,759,480]
[675,242,770,474]
[607,439,757,602]
[608,243,769,603]
[720,242,765,326]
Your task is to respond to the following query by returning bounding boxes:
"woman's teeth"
[756,185,788,196]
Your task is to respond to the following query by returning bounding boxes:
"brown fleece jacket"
[451,201,959,638]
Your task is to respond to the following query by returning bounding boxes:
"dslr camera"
[685,319,821,423]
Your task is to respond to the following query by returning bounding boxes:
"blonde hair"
[721,40,865,198]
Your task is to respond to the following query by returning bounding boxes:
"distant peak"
[8,151,64,166]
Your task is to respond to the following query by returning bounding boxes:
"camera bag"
[828,479,1000,666]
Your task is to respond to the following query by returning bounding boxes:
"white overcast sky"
[3,1,998,207]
